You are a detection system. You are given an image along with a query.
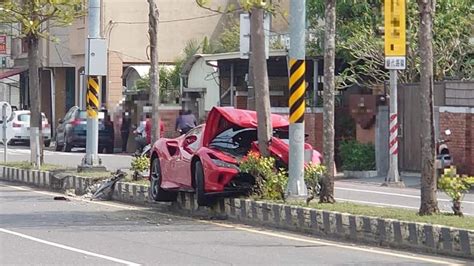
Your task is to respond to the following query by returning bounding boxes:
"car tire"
[194,161,210,206]
[62,135,72,152]
[44,140,51,147]
[149,157,177,202]
[55,136,62,151]
[105,145,114,154]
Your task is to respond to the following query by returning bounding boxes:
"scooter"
[435,129,452,177]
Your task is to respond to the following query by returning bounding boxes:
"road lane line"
[0,228,141,266]
[1,183,465,264]
[336,187,474,205]
[200,220,458,265]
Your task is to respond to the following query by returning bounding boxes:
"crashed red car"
[149,107,322,206]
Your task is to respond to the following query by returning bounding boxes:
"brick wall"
[273,110,323,153]
[439,108,474,175]
[159,109,180,138]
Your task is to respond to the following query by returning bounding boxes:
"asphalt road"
[0,182,467,265]
[1,145,473,216]
[335,180,474,216]
[0,145,132,170]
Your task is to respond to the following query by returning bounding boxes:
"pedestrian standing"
[120,111,131,152]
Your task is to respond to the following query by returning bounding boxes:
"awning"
[0,68,27,80]
[122,65,150,79]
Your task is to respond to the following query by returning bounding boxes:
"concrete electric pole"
[82,0,107,170]
[287,0,307,198]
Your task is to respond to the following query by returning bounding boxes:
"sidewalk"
[338,172,421,188]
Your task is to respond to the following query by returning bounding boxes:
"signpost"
[0,101,13,162]
[384,0,405,186]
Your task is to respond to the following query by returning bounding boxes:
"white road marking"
[201,220,460,265]
[0,228,141,266]
[336,187,474,205]
[1,183,465,265]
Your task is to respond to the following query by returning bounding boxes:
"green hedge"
[339,140,376,171]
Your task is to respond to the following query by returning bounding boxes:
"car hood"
[202,107,289,147]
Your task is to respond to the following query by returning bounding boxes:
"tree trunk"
[320,0,336,203]
[28,35,42,168]
[250,7,271,157]
[148,0,160,145]
[418,0,439,215]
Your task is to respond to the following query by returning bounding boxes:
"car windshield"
[209,128,290,156]
[210,128,257,156]
[18,114,47,122]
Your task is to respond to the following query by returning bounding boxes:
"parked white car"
[10,110,52,147]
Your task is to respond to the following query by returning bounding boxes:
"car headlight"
[211,159,240,171]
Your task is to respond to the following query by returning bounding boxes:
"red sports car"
[149,107,322,206]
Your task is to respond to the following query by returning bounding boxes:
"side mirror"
[445,129,451,136]
[58,119,64,124]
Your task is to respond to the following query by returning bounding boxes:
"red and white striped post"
[386,69,401,184]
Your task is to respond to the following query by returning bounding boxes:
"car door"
[57,107,77,144]
[175,126,203,188]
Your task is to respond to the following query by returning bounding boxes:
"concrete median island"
[1,165,472,259]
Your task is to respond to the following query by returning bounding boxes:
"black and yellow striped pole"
[85,75,100,164]
[87,76,100,118]
[289,59,305,124]
[287,0,307,198]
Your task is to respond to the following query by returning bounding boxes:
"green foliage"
[304,163,326,204]
[216,21,240,53]
[438,167,472,216]
[240,151,288,200]
[0,0,85,39]
[307,0,473,88]
[131,156,150,173]
[339,140,375,171]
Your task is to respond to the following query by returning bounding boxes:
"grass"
[283,201,474,230]
[1,161,69,171]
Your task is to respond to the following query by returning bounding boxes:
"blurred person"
[176,109,197,135]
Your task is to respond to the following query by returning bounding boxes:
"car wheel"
[194,161,210,206]
[55,136,62,151]
[105,145,114,154]
[44,140,51,147]
[62,135,72,152]
[149,157,177,202]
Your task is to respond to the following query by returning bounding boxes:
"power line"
[111,13,221,26]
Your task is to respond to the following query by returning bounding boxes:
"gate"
[397,83,445,172]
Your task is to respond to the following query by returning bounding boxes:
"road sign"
[384,0,406,70]
[0,101,12,121]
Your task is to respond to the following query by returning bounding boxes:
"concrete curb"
[1,166,472,259]
[344,170,378,179]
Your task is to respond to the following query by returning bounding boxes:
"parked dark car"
[55,106,114,153]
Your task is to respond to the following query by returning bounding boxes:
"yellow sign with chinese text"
[384,0,406,57]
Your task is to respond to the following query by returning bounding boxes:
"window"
[184,126,203,152]
[17,114,46,122]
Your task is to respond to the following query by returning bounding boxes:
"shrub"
[130,156,150,181]
[339,140,375,171]
[304,163,326,204]
[438,167,473,216]
[240,151,288,201]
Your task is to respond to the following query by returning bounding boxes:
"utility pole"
[82,0,107,170]
[383,0,405,187]
[287,0,307,198]
[148,0,160,145]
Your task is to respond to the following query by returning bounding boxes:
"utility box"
[85,38,107,76]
